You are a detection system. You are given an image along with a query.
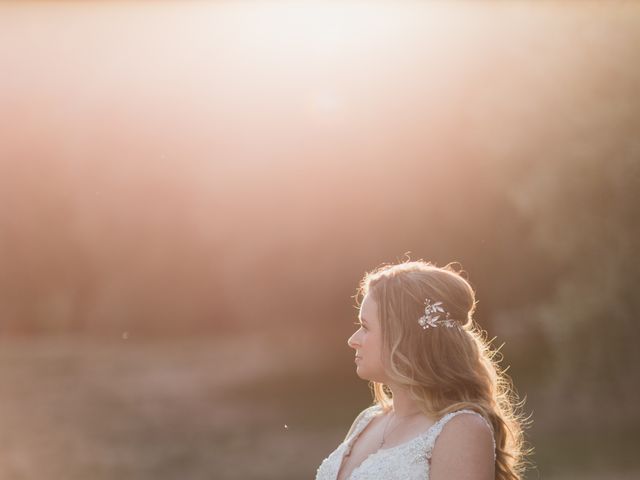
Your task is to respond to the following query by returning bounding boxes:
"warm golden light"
[0,1,639,479]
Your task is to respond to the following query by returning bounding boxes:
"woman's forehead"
[360,293,377,317]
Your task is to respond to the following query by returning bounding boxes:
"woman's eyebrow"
[359,317,368,324]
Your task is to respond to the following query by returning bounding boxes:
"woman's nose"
[347,331,359,349]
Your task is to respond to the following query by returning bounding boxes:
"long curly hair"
[357,260,532,480]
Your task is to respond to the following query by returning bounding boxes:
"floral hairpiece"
[417,298,457,329]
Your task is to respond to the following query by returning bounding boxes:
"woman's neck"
[387,385,423,417]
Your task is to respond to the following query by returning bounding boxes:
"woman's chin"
[355,366,385,382]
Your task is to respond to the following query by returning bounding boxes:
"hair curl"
[356,260,533,480]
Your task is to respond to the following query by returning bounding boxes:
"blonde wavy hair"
[356,260,532,480]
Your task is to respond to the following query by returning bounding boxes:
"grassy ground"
[0,334,637,479]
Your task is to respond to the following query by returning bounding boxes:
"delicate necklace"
[378,409,422,449]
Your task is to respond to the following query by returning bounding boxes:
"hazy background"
[0,1,639,479]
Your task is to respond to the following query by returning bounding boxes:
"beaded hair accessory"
[417,298,457,329]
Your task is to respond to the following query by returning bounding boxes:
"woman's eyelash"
[354,321,365,328]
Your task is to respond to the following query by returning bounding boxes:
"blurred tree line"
[1,151,638,428]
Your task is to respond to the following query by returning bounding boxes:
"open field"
[0,333,331,479]
[0,334,637,479]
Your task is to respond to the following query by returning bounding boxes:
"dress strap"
[344,405,382,442]
[425,409,496,461]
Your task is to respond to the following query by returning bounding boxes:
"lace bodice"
[315,405,496,480]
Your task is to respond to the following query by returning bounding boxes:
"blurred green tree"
[513,152,640,432]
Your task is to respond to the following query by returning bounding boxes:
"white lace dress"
[315,404,496,480]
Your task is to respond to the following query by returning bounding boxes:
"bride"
[315,260,530,480]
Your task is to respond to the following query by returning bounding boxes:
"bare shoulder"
[436,411,495,448]
[430,412,495,480]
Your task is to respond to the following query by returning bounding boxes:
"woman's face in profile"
[347,293,387,382]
